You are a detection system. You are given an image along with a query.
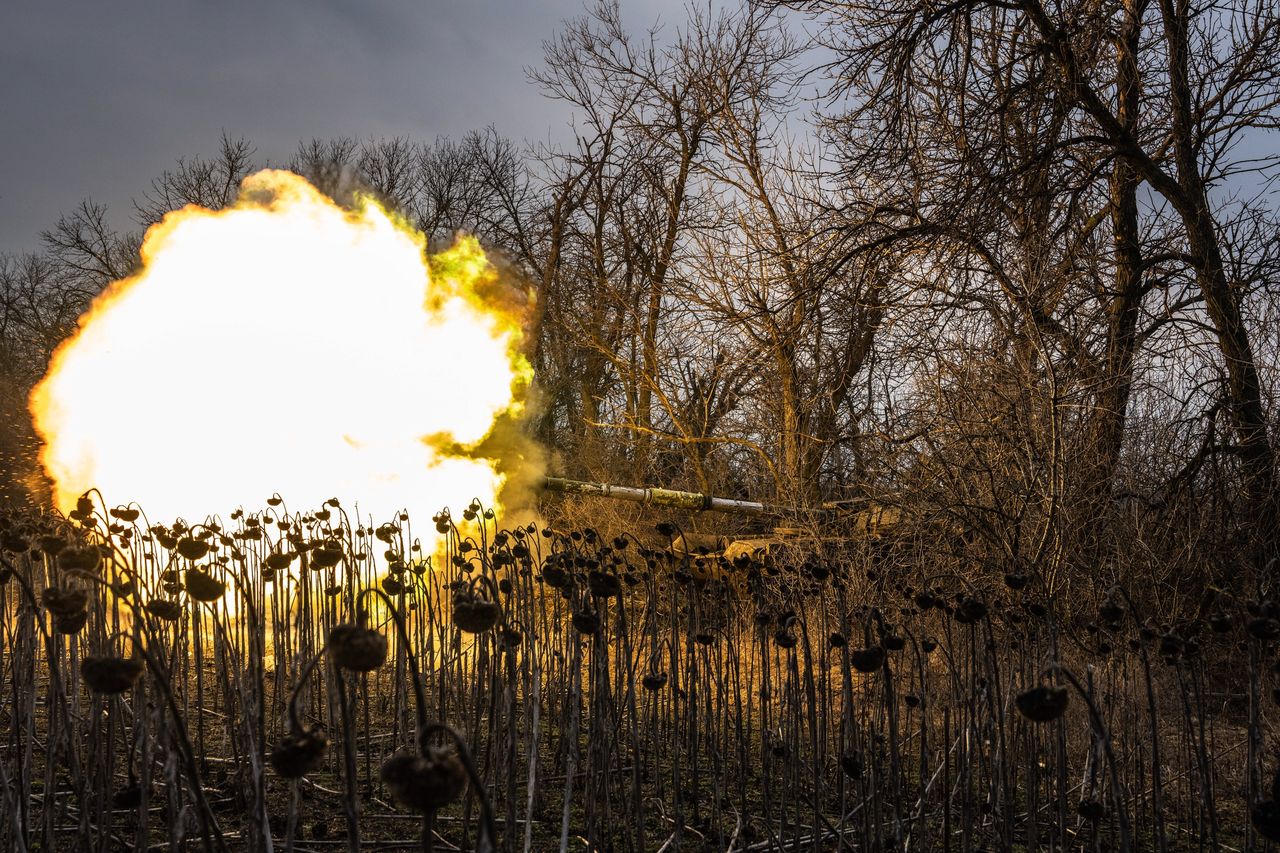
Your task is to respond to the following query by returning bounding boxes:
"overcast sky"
[1,0,691,254]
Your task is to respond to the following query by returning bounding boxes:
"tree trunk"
[1157,0,1278,551]
[1085,0,1145,501]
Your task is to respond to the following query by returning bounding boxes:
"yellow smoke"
[30,170,537,540]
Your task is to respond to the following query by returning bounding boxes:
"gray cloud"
[1,0,688,253]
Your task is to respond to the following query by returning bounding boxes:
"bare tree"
[533,0,722,480]
[788,0,1280,560]
[135,134,256,226]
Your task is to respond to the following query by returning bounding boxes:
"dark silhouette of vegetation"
[0,492,1277,850]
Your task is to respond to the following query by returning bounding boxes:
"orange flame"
[30,170,535,536]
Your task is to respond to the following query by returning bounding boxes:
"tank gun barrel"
[542,477,829,518]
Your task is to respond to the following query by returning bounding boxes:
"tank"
[541,476,902,559]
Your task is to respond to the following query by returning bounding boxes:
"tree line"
[3,0,1278,595]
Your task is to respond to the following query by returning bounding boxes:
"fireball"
[30,170,534,537]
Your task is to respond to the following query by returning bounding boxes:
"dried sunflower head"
[329,623,388,672]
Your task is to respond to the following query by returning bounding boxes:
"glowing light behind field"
[30,170,534,534]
